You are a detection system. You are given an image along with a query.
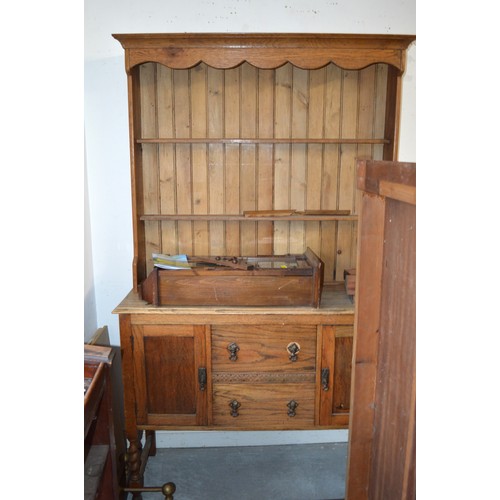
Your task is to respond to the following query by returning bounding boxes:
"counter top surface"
[113,284,354,316]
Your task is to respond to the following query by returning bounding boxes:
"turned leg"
[125,430,144,498]
[146,430,157,456]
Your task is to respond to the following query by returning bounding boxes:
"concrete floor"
[140,442,347,499]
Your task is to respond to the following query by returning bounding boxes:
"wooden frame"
[346,160,416,499]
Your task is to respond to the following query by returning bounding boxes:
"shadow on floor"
[140,442,347,500]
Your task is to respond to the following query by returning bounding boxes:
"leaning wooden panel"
[346,160,416,500]
[370,198,416,499]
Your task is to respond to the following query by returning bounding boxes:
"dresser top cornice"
[112,32,415,73]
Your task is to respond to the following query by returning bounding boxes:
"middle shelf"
[140,213,359,222]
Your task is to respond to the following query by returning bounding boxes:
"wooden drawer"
[211,325,317,372]
[212,383,315,428]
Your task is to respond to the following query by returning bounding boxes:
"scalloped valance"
[112,33,415,73]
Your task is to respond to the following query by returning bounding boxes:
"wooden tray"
[140,248,324,308]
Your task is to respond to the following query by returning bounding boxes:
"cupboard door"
[319,325,353,427]
[132,324,208,426]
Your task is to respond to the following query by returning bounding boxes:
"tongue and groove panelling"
[136,61,388,282]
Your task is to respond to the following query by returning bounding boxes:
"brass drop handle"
[287,342,301,362]
[321,367,330,391]
[229,400,241,417]
[198,367,207,391]
[287,400,298,417]
[227,342,240,361]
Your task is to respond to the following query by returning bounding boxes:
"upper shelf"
[137,138,389,145]
[112,33,416,74]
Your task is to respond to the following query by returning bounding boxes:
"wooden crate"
[141,248,324,307]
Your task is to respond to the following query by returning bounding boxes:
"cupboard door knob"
[287,342,301,362]
[321,367,330,391]
[287,400,298,417]
[198,367,207,391]
[229,400,241,417]
[227,342,240,361]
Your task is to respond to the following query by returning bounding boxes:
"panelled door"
[132,324,209,426]
[319,324,354,427]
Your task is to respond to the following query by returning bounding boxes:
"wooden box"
[141,248,324,308]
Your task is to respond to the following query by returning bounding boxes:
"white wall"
[84,0,415,447]
[84,140,98,342]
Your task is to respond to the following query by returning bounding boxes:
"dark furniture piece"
[85,350,120,500]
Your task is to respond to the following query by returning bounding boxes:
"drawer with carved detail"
[211,325,317,372]
[212,383,315,428]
